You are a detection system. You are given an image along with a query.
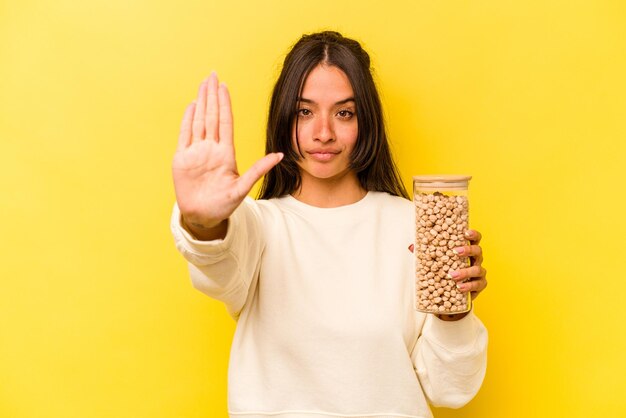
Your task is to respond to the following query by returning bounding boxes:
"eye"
[337,109,354,119]
[297,108,312,117]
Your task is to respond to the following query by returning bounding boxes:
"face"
[293,64,358,184]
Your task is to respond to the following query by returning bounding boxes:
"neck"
[292,170,367,208]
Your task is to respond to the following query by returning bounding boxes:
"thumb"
[237,152,284,196]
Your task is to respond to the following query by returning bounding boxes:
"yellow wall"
[1,1,624,417]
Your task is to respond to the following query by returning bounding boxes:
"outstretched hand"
[172,73,283,238]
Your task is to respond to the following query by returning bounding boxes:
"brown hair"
[258,31,409,200]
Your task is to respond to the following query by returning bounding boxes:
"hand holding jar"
[412,175,488,319]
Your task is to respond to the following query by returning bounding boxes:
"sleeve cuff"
[171,203,238,256]
[423,310,483,352]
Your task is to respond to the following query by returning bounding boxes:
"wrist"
[435,311,470,321]
[181,216,228,241]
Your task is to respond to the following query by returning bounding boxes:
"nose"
[314,113,334,143]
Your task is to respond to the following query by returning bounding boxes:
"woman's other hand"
[408,229,487,321]
[445,229,487,300]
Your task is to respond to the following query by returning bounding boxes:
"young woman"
[171,31,488,418]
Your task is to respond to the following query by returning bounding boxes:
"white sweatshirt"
[171,191,487,418]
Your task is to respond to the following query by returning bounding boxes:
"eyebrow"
[298,97,355,105]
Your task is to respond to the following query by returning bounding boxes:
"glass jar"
[413,175,472,315]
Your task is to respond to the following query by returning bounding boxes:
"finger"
[453,244,482,259]
[470,252,483,267]
[465,244,483,266]
[447,265,486,282]
[177,102,196,151]
[192,78,208,140]
[464,229,482,244]
[218,82,233,146]
[458,276,487,295]
[236,153,284,197]
[206,72,219,141]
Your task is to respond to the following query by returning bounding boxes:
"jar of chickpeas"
[413,175,472,315]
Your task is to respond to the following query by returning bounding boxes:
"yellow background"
[1,0,625,417]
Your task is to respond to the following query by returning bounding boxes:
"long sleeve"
[410,311,488,409]
[170,197,265,319]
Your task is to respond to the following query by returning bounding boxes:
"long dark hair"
[257,31,409,200]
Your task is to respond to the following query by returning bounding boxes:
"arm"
[411,311,488,408]
[171,198,264,319]
[408,229,489,406]
[171,72,282,249]
[170,73,282,317]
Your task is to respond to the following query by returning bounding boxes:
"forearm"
[412,312,488,408]
[171,199,264,318]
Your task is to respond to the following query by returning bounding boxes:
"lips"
[307,148,341,162]
[307,149,340,162]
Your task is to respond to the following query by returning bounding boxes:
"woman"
[171,31,488,418]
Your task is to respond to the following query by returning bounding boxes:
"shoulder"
[368,191,413,213]
[369,191,414,229]
[253,195,290,210]
[242,195,293,221]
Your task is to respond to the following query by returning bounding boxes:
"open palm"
[172,73,283,232]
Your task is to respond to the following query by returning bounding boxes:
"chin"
[301,164,351,181]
